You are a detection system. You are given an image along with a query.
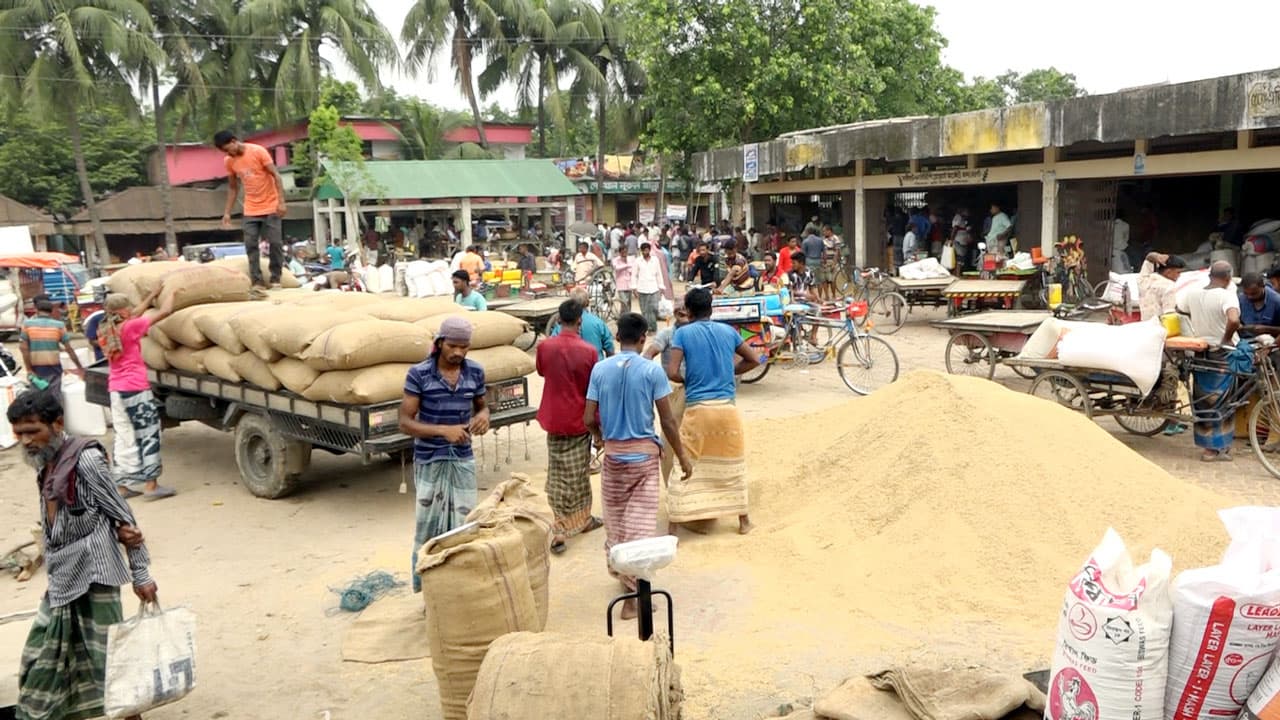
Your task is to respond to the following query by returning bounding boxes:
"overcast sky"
[345,0,1280,112]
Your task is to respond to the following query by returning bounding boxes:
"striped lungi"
[667,399,749,523]
[601,443,661,591]
[109,389,162,489]
[545,433,594,536]
[1193,367,1235,451]
[17,584,123,720]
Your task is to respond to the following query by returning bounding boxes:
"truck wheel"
[234,413,309,499]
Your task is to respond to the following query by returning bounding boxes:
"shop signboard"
[667,204,688,220]
[896,168,990,187]
[743,143,760,182]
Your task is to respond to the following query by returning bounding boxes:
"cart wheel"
[1249,398,1280,480]
[234,413,309,499]
[837,335,899,395]
[1009,362,1037,379]
[544,314,560,338]
[739,355,771,384]
[1115,413,1170,436]
[944,332,995,380]
[1029,370,1093,418]
[869,292,907,335]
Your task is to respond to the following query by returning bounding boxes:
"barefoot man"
[584,313,691,619]
[665,287,758,535]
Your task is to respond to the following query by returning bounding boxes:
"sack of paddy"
[361,296,458,323]
[417,311,527,349]
[465,473,554,630]
[468,632,682,720]
[1164,507,1280,720]
[1055,320,1167,396]
[155,263,252,311]
[467,345,535,382]
[1047,528,1172,720]
[211,256,302,288]
[270,357,320,395]
[202,346,242,383]
[231,352,281,391]
[302,363,412,404]
[291,291,382,310]
[107,262,179,305]
[264,311,369,357]
[300,320,431,371]
[191,302,271,355]
[416,522,540,720]
[140,337,169,370]
[164,347,209,375]
[147,326,175,351]
[227,306,294,362]
[155,306,213,349]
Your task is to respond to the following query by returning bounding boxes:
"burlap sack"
[263,287,314,303]
[468,632,683,720]
[416,311,528,349]
[107,262,178,305]
[270,358,320,395]
[228,306,289,362]
[300,320,431,371]
[264,311,369,357]
[417,523,540,720]
[147,326,176,351]
[291,292,381,309]
[465,473,554,630]
[155,306,212,349]
[362,296,458,323]
[231,352,281,391]
[164,347,208,374]
[202,346,242,383]
[466,345,535,382]
[211,257,302,288]
[302,363,412,404]
[156,264,252,311]
[141,337,169,370]
[192,302,270,354]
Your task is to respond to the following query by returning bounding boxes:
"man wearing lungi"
[537,300,604,554]
[584,313,691,620]
[644,302,691,486]
[665,288,760,535]
[1178,261,1242,462]
[400,316,490,590]
[9,390,157,720]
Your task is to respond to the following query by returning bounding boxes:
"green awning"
[315,159,582,201]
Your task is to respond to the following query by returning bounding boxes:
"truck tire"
[234,413,311,499]
[165,394,219,421]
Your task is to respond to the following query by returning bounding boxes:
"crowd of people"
[883,202,1016,273]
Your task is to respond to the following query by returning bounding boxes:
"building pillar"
[745,187,755,234]
[1040,170,1058,256]
[343,202,360,251]
[326,198,339,248]
[854,188,867,268]
[460,198,474,245]
[565,198,576,227]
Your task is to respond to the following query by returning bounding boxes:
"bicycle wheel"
[544,315,560,338]
[1009,362,1037,379]
[739,356,771,384]
[837,334,900,395]
[1249,397,1280,480]
[1114,412,1170,436]
[944,332,995,379]
[1029,371,1093,418]
[868,292,907,335]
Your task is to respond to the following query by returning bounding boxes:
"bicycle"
[843,267,907,335]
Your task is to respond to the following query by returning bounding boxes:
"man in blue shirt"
[549,289,614,360]
[1239,271,1280,338]
[452,270,488,311]
[399,316,490,591]
[665,288,759,535]
[584,313,690,618]
[326,243,345,269]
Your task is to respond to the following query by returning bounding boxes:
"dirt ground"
[3,304,1279,719]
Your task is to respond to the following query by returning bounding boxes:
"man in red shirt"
[216,130,288,288]
[536,300,604,553]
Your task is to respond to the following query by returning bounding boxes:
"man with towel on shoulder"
[399,315,490,590]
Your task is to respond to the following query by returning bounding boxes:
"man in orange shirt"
[216,130,288,288]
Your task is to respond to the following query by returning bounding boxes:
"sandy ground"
[2,303,1279,719]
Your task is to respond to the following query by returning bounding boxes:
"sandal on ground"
[582,516,604,534]
[550,539,567,555]
[143,485,178,501]
[117,487,142,499]
[1200,452,1233,463]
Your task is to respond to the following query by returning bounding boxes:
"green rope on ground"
[332,571,404,612]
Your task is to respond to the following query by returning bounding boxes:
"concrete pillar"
[460,198,474,245]
[745,189,755,233]
[1040,170,1058,256]
[326,198,339,248]
[343,203,360,251]
[565,198,576,227]
[854,187,867,268]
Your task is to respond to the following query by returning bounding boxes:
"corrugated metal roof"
[315,159,581,201]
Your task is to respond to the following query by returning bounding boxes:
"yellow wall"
[943,105,1049,156]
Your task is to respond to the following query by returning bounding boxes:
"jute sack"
[107,263,178,305]
[466,346,535,382]
[270,357,320,395]
[164,347,209,374]
[417,522,540,720]
[227,306,290,362]
[363,296,458,323]
[468,632,683,720]
[300,320,431,371]
[191,302,270,354]
[156,264,252,311]
[155,306,213,349]
[302,363,412,404]
[141,337,169,370]
[231,352,281,391]
[211,257,302,288]
[465,473,554,630]
[291,292,381,309]
[147,326,176,351]
[265,311,369,357]
[417,312,528,349]
[203,347,242,383]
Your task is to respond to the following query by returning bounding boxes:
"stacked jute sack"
[110,262,534,405]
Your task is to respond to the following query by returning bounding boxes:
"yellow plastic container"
[501,269,522,283]
[1161,313,1181,337]
[1047,283,1063,308]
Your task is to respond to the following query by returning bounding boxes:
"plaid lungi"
[1193,367,1235,451]
[545,433,594,536]
[667,399,749,523]
[410,458,477,592]
[601,448,661,592]
[110,389,163,489]
[17,584,123,720]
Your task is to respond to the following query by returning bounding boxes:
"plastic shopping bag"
[103,603,197,718]
[658,297,674,320]
[941,241,956,270]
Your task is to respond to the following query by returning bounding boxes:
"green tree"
[308,103,381,247]
[170,0,274,138]
[585,0,644,218]
[320,77,363,115]
[1008,67,1086,104]
[0,0,163,264]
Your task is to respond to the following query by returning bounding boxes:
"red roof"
[443,123,535,145]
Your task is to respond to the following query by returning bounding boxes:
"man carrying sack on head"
[399,316,490,591]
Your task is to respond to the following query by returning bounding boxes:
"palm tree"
[247,0,398,120]
[583,0,645,220]
[172,0,271,138]
[0,0,163,265]
[402,0,523,150]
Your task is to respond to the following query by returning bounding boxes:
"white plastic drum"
[61,376,106,437]
[1211,248,1242,272]
[1245,252,1277,276]
[378,264,394,293]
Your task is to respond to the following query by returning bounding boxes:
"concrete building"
[694,68,1280,280]
[442,123,535,161]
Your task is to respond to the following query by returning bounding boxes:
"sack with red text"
[1047,528,1173,720]
[1168,507,1280,720]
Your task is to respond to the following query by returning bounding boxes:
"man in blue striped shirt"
[400,315,490,590]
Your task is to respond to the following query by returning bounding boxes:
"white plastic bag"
[1055,320,1168,396]
[1047,528,1173,720]
[609,535,678,582]
[941,242,956,270]
[658,297,674,320]
[104,603,197,718]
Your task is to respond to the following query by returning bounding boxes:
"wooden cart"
[931,310,1051,379]
[942,279,1026,316]
[497,296,571,348]
[858,276,954,335]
